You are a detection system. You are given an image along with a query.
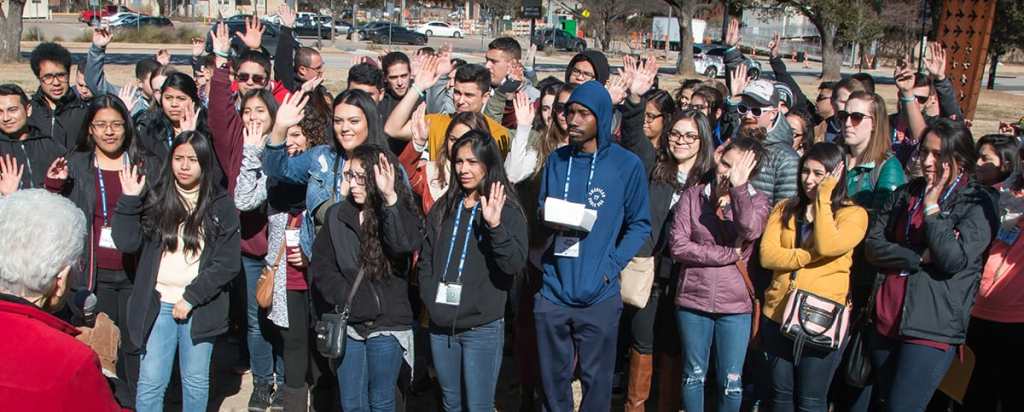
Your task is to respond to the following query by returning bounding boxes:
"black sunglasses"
[836,111,873,126]
[236,73,267,85]
[914,95,930,105]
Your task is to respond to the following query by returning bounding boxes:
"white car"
[103,12,137,25]
[415,21,462,38]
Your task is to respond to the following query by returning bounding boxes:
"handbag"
[844,274,884,387]
[620,256,655,308]
[315,269,366,359]
[255,215,300,309]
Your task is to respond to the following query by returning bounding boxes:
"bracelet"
[214,50,230,58]
[924,204,940,215]
[899,95,916,103]
[410,83,425,97]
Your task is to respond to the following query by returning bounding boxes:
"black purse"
[843,274,883,387]
[315,269,366,359]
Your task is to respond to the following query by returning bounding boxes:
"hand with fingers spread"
[46,157,69,181]
[480,182,506,228]
[411,52,427,81]
[278,3,296,28]
[768,32,781,59]
[606,75,629,105]
[243,121,266,146]
[629,56,658,97]
[119,165,146,196]
[155,49,171,66]
[729,63,749,98]
[411,103,428,148]
[0,155,23,196]
[375,154,398,206]
[728,149,758,187]
[211,22,231,61]
[925,42,947,81]
[893,60,915,95]
[300,76,324,93]
[274,91,310,136]
[725,18,742,47]
[509,61,525,83]
[513,91,536,128]
[93,26,113,49]
[415,55,442,89]
[118,82,139,114]
[240,17,265,51]
[179,103,200,132]
[435,44,454,77]
[191,37,205,57]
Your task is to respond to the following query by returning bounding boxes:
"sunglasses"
[914,95,930,105]
[236,73,267,85]
[836,111,873,126]
[736,104,774,117]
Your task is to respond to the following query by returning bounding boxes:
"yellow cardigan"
[759,178,869,323]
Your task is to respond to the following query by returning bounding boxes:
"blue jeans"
[676,308,751,412]
[135,302,214,412]
[761,318,846,412]
[337,334,404,412]
[850,329,956,412]
[430,319,505,411]
[243,254,283,386]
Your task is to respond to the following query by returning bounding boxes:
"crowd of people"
[1,6,1023,412]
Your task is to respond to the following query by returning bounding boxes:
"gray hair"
[0,190,86,297]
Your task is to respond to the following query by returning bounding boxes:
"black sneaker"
[249,382,274,411]
[270,385,284,411]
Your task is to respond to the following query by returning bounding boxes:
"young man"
[565,50,610,85]
[734,79,799,205]
[380,52,413,115]
[534,80,651,411]
[86,27,156,118]
[73,59,94,102]
[0,84,65,192]
[385,63,511,159]
[272,4,324,93]
[347,63,385,103]
[27,42,88,150]
[483,37,541,128]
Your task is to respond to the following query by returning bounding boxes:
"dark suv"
[533,28,586,52]
[205,16,295,58]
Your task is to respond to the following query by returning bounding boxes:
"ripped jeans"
[676,308,751,412]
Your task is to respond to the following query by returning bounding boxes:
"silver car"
[694,44,761,79]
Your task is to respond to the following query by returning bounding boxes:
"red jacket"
[0,295,125,411]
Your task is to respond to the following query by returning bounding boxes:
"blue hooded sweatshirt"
[537,81,652,307]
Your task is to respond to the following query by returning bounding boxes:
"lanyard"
[562,154,597,200]
[166,128,173,148]
[441,201,478,284]
[96,154,130,227]
[905,173,963,239]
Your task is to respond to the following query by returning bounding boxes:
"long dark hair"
[435,112,490,187]
[160,72,201,107]
[533,79,564,131]
[533,83,576,178]
[348,145,421,281]
[240,89,279,125]
[75,94,143,161]
[643,89,677,140]
[782,142,852,228]
[920,118,977,177]
[434,130,523,237]
[651,109,714,191]
[143,131,219,255]
[331,89,388,153]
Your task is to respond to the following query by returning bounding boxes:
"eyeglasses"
[570,67,595,80]
[236,73,268,85]
[344,170,367,185]
[736,104,775,117]
[668,130,700,144]
[836,111,873,126]
[644,113,663,124]
[303,64,324,73]
[90,121,125,131]
[40,72,69,84]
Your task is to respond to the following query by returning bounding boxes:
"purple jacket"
[670,182,771,314]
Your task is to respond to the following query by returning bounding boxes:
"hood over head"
[565,80,613,150]
[565,50,610,85]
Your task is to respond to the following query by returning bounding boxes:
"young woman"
[840,92,906,211]
[418,131,528,411]
[401,110,490,214]
[975,134,1018,187]
[506,81,567,184]
[670,135,769,412]
[861,119,998,412]
[786,110,814,156]
[759,142,868,412]
[642,89,677,149]
[965,138,1024,411]
[43,94,157,408]
[111,131,240,412]
[309,145,423,411]
[135,72,209,161]
[235,99,329,410]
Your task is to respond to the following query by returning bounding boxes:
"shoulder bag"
[315,269,366,359]
[256,215,301,309]
[621,256,656,308]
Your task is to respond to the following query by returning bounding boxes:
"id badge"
[99,226,117,249]
[998,226,1020,245]
[435,282,463,306]
[285,229,301,248]
[554,235,581,258]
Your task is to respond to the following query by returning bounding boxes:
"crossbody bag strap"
[788,214,805,289]
[341,269,367,315]
[269,214,303,271]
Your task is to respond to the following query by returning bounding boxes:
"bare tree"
[660,0,716,76]
[0,0,27,63]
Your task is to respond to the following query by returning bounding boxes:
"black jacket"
[0,126,66,189]
[418,198,528,331]
[134,109,224,186]
[865,178,998,344]
[28,89,88,150]
[310,199,423,337]
[111,190,241,351]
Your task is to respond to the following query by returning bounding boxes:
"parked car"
[532,28,586,52]
[112,15,172,30]
[693,43,762,79]
[293,14,332,39]
[80,5,132,25]
[368,26,426,45]
[205,17,294,58]
[415,21,462,38]
[102,11,136,24]
[349,21,394,41]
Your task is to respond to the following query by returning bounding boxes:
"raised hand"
[894,60,915,95]
[768,32,780,59]
[211,22,231,56]
[0,155,23,196]
[725,17,741,47]
[46,157,68,180]
[508,61,525,83]
[728,149,758,187]
[300,75,324,93]
[513,91,536,128]
[630,55,658,97]
[274,92,309,133]
[191,37,205,57]
[240,17,265,51]
[155,49,171,66]
[339,161,352,198]
[729,63,749,98]
[374,153,398,206]
[415,55,442,89]
[410,102,428,148]
[243,120,266,146]
[435,43,454,76]
[411,51,427,81]
[278,3,296,28]
[118,164,146,196]
[93,26,113,48]
[524,43,537,68]
[479,182,506,228]
[606,74,629,105]
[925,42,947,81]
[118,82,139,114]
[179,103,200,132]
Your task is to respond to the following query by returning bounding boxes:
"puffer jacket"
[748,116,799,205]
[670,182,771,314]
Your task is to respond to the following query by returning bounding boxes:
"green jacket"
[847,155,907,212]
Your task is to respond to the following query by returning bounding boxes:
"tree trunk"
[820,23,842,81]
[0,0,27,63]
[601,19,611,51]
[987,52,1000,90]
[673,4,696,76]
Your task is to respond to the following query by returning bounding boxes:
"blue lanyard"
[166,128,173,148]
[562,154,597,200]
[441,201,478,284]
[905,173,963,239]
[96,155,130,227]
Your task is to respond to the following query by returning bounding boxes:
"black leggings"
[281,289,310,389]
[963,316,1024,411]
[95,269,139,407]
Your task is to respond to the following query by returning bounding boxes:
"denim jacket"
[262,144,342,257]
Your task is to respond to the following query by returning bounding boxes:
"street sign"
[522,0,542,19]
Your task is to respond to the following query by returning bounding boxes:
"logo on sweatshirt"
[588,187,607,209]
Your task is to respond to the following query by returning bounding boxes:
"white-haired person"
[0,189,125,411]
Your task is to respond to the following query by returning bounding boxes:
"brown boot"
[625,349,654,412]
[657,353,682,412]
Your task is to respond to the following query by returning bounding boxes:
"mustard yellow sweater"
[760,178,869,323]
